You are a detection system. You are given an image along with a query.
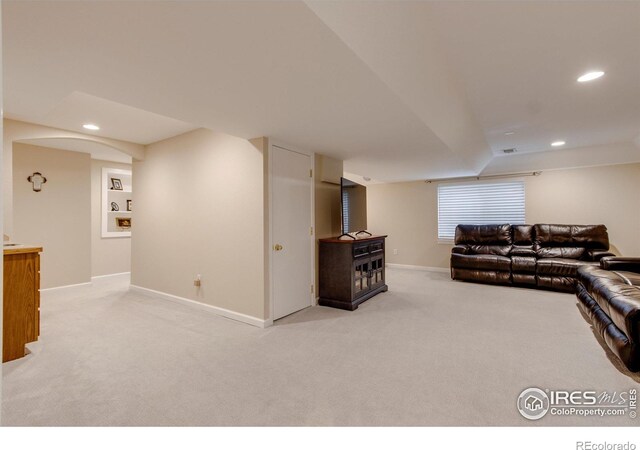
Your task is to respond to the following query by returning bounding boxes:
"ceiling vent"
[502,148,517,154]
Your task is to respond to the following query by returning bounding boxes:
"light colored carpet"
[2,268,638,426]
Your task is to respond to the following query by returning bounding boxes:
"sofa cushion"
[578,265,617,293]
[455,224,512,245]
[537,246,586,259]
[451,253,511,272]
[513,273,536,285]
[510,224,535,258]
[537,258,598,277]
[467,245,512,257]
[513,225,534,245]
[451,268,512,285]
[537,275,576,292]
[534,224,609,248]
[578,266,640,297]
[512,256,536,273]
[511,246,536,257]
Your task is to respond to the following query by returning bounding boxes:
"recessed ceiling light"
[83,123,100,131]
[504,131,515,136]
[577,71,604,82]
[551,140,566,147]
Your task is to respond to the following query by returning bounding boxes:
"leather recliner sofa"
[576,257,640,372]
[450,224,615,292]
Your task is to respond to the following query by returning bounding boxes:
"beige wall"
[368,163,640,269]
[131,129,266,320]
[13,143,92,288]
[525,164,640,256]
[91,159,132,277]
[314,154,343,240]
[368,180,450,268]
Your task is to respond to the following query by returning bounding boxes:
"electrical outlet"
[393,249,398,255]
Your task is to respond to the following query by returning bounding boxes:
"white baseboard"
[129,285,270,329]
[42,273,131,292]
[386,263,449,273]
[91,272,131,281]
[41,281,92,292]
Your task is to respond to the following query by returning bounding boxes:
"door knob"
[274,244,283,251]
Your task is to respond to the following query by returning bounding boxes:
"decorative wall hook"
[28,172,47,192]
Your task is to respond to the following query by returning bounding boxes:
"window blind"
[437,181,525,240]
[342,189,350,233]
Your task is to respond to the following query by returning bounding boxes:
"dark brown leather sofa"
[576,257,640,372]
[451,224,615,292]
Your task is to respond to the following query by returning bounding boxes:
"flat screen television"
[341,177,367,235]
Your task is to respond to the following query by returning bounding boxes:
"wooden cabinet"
[319,235,388,311]
[3,246,42,363]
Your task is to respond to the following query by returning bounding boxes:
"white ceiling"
[17,138,132,164]
[26,91,197,145]
[3,1,640,182]
[427,1,640,155]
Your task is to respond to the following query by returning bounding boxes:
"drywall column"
[131,129,266,324]
[249,137,270,320]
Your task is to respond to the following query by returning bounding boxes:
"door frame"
[267,140,315,324]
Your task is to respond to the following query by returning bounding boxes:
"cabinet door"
[353,258,371,299]
[369,254,385,291]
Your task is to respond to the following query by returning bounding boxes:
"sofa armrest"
[604,289,640,354]
[451,245,469,255]
[586,249,616,261]
[600,257,640,273]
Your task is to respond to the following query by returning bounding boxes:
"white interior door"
[271,145,312,320]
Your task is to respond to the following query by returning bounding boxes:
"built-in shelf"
[102,168,132,238]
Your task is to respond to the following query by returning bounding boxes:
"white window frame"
[437,179,526,243]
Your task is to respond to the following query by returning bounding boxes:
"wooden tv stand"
[318,235,388,311]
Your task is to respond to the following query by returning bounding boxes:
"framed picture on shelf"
[126,199,132,211]
[110,202,119,211]
[111,178,123,190]
[116,217,131,229]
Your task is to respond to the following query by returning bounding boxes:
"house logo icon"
[517,388,550,420]
[525,395,543,411]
